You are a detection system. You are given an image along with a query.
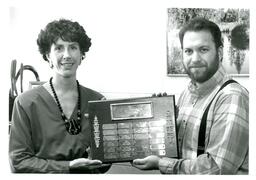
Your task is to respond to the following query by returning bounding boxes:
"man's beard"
[184,55,220,83]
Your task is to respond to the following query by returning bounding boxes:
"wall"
[9,0,250,96]
[5,0,253,175]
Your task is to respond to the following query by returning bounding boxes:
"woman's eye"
[71,46,78,50]
[55,46,63,51]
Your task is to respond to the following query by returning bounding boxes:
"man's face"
[182,30,221,83]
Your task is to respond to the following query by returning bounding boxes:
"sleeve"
[158,87,249,174]
[9,97,70,173]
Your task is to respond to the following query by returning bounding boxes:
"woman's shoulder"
[15,86,45,105]
[79,85,104,100]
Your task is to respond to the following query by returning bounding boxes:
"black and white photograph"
[2,0,254,178]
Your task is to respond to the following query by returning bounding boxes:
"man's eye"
[201,48,209,53]
[184,49,192,55]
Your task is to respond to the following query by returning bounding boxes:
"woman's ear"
[80,54,86,65]
[46,54,53,68]
[82,54,86,60]
[46,53,50,60]
[49,60,54,68]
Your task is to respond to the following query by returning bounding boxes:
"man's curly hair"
[37,19,91,62]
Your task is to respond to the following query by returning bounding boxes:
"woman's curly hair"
[37,19,91,62]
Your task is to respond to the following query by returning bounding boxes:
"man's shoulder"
[221,80,248,97]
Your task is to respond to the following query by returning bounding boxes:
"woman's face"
[47,38,83,78]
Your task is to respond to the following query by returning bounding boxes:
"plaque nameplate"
[88,95,179,163]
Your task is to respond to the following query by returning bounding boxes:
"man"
[132,17,249,174]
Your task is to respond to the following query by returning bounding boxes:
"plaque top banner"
[88,95,178,163]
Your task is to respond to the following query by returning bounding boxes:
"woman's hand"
[132,155,160,170]
[69,158,102,170]
[69,158,112,173]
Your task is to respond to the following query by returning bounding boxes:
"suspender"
[197,79,238,156]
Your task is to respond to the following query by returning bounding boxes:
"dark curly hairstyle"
[179,17,223,49]
[37,19,92,62]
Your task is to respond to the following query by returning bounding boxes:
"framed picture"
[167,8,250,77]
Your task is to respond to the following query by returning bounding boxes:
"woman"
[9,19,110,173]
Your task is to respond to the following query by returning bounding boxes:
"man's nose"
[191,52,201,63]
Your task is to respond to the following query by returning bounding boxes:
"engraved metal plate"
[88,95,178,163]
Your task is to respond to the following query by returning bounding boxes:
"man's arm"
[133,86,249,174]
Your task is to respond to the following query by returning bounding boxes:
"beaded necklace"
[49,77,81,135]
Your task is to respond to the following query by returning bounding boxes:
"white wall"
[8,0,250,100]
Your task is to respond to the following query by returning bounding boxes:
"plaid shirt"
[159,65,249,174]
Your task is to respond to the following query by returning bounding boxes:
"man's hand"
[132,155,160,170]
[152,92,168,97]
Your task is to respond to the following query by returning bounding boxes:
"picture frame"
[166,8,250,77]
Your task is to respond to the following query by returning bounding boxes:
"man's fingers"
[152,92,168,97]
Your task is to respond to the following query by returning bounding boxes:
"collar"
[188,65,230,97]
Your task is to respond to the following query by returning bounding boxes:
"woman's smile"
[61,62,74,68]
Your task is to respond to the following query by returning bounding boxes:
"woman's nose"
[63,48,71,59]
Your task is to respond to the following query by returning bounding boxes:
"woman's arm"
[9,98,70,173]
